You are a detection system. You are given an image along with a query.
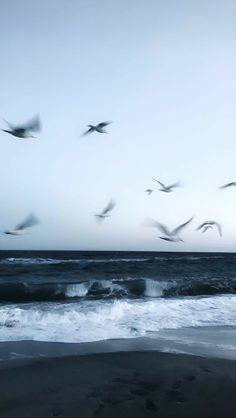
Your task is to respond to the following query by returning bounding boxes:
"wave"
[0,257,151,265]
[0,277,236,303]
[0,254,229,265]
[0,294,236,342]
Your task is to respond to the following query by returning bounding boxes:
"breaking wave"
[0,294,236,342]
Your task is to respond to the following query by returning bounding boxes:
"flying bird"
[5,214,40,235]
[82,121,112,136]
[145,189,153,195]
[95,199,116,222]
[219,182,236,190]
[196,221,222,237]
[144,216,193,242]
[152,178,180,193]
[2,115,41,139]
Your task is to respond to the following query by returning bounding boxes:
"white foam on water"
[0,257,150,265]
[0,294,236,343]
[144,279,171,297]
[65,283,90,298]
[64,280,124,298]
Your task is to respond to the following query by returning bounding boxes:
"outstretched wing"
[81,126,95,136]
[101,199,116,215]
[23,115,41,132]
[168,182,181,189]
[3,119,15,130]
[98,121,112,128]
[152,178,165,188]
[143,218,171,236]
[215,222,222,237]
[173,217,193,235]
[16,214,39,231]
[219,182,236,189]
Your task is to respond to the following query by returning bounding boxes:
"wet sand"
[0,350,236,417]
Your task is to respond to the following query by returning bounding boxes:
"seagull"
[5,214,40,235]
[196,221,222,237]
[152,178,180,193]
[2,115,41,139]
[82,121,112,136]
[145,216,193,242]
[145,189,153,195]
[219,182,236,190]
[95,200,116,222]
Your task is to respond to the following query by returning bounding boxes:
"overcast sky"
[0,0,236,251]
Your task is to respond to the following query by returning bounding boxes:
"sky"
[0,0,236,251]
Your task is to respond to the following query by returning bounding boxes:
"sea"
[1,250,236,360]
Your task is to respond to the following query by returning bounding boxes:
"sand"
[0,350,236,417]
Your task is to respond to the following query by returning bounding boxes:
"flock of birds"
[1,114,234,242]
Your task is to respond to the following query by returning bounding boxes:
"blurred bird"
[145,189,153,195]
[95,200,116,222]
[2,115,41,139]
[82,121,112,136]
[219,182,236,190]
[5,214,40,235]
[196,221,222,237]
[144,216,193,242]
[152,178,180,193]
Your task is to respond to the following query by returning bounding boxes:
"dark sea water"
[0,251,236,346]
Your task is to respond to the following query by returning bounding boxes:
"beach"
[0,349,236,417]
[0,251,236,416]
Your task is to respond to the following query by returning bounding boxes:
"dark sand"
[0,351,236,417]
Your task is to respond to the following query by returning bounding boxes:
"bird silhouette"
[2,115,41,139]
[95,200,116,222]
[82,121,112,136]
[5,214,40,235]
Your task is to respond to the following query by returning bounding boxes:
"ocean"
[1,250,236,358]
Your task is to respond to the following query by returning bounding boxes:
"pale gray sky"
[0,0,236,251]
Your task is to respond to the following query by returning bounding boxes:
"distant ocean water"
[0,251,236,344]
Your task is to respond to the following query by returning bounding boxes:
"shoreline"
[0,350,236,417]
[1,325,236,365]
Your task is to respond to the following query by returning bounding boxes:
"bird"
[196,221,222,237]
[2,115,41,139]
[95,200,116,222]
[219,182,236,190]
[152,178,180,193]
[145,189,153,195]
[144,216,193,242]
[5,214,40,235]
[82,121,112,136]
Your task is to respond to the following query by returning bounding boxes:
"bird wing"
[144,218,171,236]
[152,178,165,188]
[98,121,112,128]
[81,127,94,136]
[215,222,222,237]
[196,221,209,230]
[23,115,41,132]
[173,217,193,235]
[220,182,236,189]
[101,199,116,215]
[168,182,181,189]
[3,119,15,130]
[16,214,39,231]
[196,220,222,236]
